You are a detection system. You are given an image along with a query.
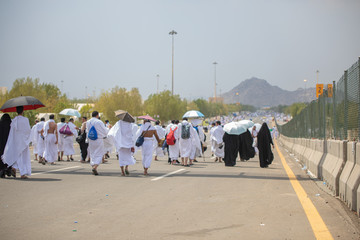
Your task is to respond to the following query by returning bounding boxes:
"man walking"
[178,118,199,166]
[79,116,88,163]
[212,121,225,162]
[2,106,31,179]
[154,120,165,161]
[42,114,58,165]
[36,118,45,163]
[87,111,108,175]
[57,118,66,161]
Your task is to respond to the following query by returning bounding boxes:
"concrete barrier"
[302,139,313,168]
[307,139,325,179]
[339,142,356,202]
[347,143,360,211]
[357,184,360,217]
[293,138,306,165]
[322,140,347,196]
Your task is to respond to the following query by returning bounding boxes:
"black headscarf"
[0,114,12,169]
[257,122,274,168]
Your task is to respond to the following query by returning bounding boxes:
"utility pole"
[169,30,177,95]
[304,79,307,102]
[61,80,64,93]
[156,74,160,94]
[213,62,218,102]
[316,70,319,84]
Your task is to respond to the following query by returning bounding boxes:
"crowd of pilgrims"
[0,106,275,179]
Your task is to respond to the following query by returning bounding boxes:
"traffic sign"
[327,84,333,97]
[316,84,324,98]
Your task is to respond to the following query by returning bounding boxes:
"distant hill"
[221,77,316,107]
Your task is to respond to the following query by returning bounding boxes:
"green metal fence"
[277,58,360,141]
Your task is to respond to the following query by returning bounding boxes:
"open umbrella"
[224,120,254,135]
[115,110,135,123]
[138,115,156,122]
[183,110,204,118]
[0,96,45,113]
[59,108,81,118]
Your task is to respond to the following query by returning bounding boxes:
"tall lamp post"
[316,70,319,84]
[169,30,177,95]
[213,62,218,102]
[156,74,160,94]
[304,79,307,102]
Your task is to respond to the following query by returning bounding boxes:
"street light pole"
[213,62,218,102]
[169,30,177,95]
[156,74,160,94]
[304,79,307,102]
[316,70,319,84]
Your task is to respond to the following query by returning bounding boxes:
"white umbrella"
[224,120,254,135]
[183,110,204,118]
[59,108,81,118]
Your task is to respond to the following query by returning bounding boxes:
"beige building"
[0,87,8,95]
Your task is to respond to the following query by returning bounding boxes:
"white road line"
[32,166,82,176]
[151,169,186,181]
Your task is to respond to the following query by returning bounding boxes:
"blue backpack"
[88,125,98,140]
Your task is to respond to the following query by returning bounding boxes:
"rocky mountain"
[221,77,316,107]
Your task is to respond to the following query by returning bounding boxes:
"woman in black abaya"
[0,114,12,178]
[223,132,239,166]
[257,123,274,168]
[238,130,255,161]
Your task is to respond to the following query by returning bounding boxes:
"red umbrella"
[0,96,45,113]
[138,115,156,122]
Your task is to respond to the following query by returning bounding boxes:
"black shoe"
[0,170,5,178]
[92,169,99,175]
[176,160,180,164]
[6,167,12,177]
[193,160,198,162]
[58,156,60,161]
[70,157,74,161]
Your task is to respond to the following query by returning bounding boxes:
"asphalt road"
[0,140,359,240]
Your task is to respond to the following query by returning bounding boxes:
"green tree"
[79,104,94,119]
[285,103,307,117]
[3,77,72,123]
[96,86,143,124]
[144,91,187,123]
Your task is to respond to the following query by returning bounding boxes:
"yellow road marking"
[275,140,333,240]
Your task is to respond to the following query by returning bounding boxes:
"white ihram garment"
[57,122,66,152]
[138,122,156,168]
[153,125,165,157]
[108,120,135,167]
[212,125,225,158]
[36,121,45,157]
[2,115,31,176]
[30,124,38,155]
[43,120,58,163]
[190,125,203,160]
[178,121,200,158]
[167,124,179,160]
[63,122,77,156]
[87,118,108,166]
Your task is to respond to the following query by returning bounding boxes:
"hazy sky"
[1,0,359,100]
